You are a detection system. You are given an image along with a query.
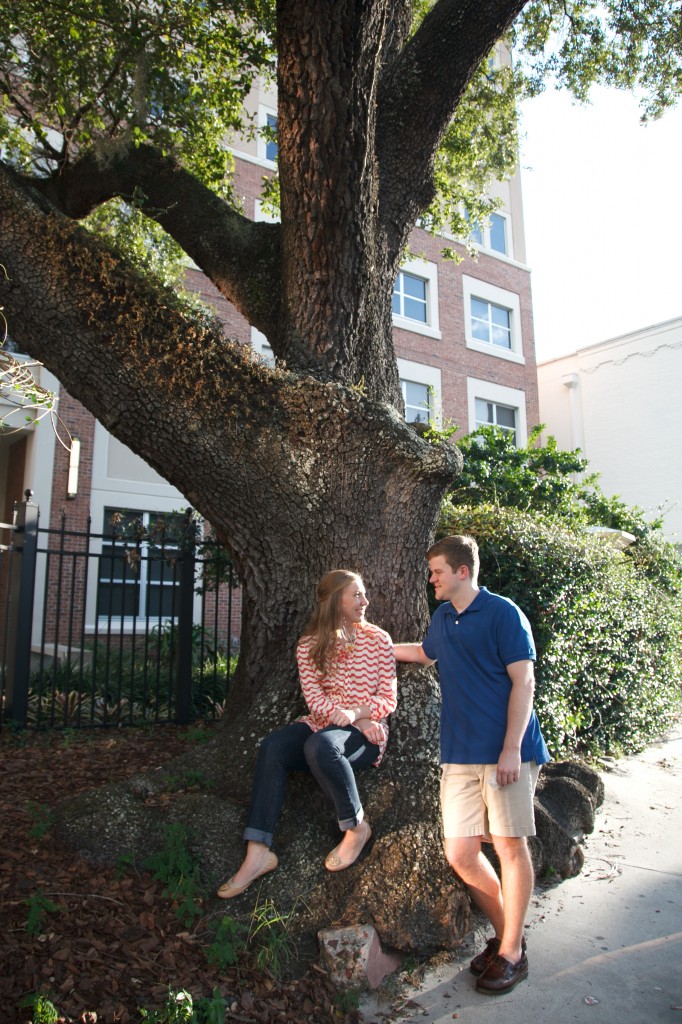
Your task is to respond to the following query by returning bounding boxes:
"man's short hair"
[427,534,480,581]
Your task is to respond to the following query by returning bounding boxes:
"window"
[475,398,517,442]
[489,213,507,254]
[264,112,278,162]
[471,297,512,349]
[391,258,441,339]
[97,509,185,621]
[257,105,278,165]
[397,359,442,427]
[465,210,509,256]
[393,272,427,323]
[467,378,527,447]
[462,276,523,363]
[401,380,432,424]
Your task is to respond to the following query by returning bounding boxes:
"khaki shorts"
[440,761,541,840]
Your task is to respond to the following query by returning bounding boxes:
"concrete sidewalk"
[361,725,682,1024]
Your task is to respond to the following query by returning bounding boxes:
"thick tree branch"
[377,0,528,256]
[0,164,458,568]
[15,144,284,346]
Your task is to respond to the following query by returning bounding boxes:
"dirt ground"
[0,724,356,1024]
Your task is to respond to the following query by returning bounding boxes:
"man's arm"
[394,643,435,665]
[497,659,535,787]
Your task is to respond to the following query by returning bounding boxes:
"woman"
[217,569,397,898]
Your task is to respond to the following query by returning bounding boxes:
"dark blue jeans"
[243,721,380,847]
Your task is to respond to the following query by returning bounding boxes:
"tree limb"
[377,0,528,254]
[16,144,283,343]
[0,164,457,562]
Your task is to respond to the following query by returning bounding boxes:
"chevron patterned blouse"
[296,622,397,764]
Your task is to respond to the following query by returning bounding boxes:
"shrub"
[440,503,682,757]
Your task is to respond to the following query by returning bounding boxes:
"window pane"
[471,297,489,320]
[490,304,511,348]
[491,324,512,348]
[403,275,426,301]
[265,113,278,162]
[404,296,427,322]
[465,210,483,245]
[394,272,427,323]
[148,583,178,618]
[402,380,431,423]
[490,214,507,254]
[475,398,493,425]
[496,405,516,429]
[491,304,510,328]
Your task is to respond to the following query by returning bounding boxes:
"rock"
[318,924,401,989]
[539,760,605,810]
[533,801,585,879]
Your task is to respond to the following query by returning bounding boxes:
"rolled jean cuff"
[339,807,364,831]
[243,826,273,846]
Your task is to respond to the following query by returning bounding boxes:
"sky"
[517,85,682,363]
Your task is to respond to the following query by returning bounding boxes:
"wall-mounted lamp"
[67,436,81,499]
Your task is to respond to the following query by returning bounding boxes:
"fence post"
[175,508,197,725]
[5,491,39,726]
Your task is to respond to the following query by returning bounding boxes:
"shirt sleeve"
[296,640,336,719]
[365,631,398,720]
[421,607,441,662]
[497,602,536,665]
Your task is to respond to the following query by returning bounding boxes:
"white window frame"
[96,508,185,627]
[392,258,441,340]
[468,210,512,257]
[397,359,442,428]
[463,276,524,364]
[257,105,278,166]
[466,378,528,446]
[86,425,200,633]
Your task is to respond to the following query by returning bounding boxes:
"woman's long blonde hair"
[300,569,362,673]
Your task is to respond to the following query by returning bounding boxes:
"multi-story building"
[537,316,682,543]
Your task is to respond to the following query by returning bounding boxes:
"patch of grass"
[144,823,205,927]
[115,851,137,879]
[206,914,247,970]
[248,897,296,978]
[19,993,60,1024]
[333,987,362,1013]
[139,987,230,1023]
[25,893,59,937]
[26,802,54,840]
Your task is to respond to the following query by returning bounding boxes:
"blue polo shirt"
[422,587,550,766]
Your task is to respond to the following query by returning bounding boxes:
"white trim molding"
[466,377,528,446]
[397,358,443,428]
[392,257,442,340]
[462,276,524,364]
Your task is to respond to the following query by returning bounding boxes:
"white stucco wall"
[537,316,682,541]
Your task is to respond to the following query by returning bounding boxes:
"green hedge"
[440,504,682,757]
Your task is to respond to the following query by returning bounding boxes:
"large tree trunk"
[0,0,594,957]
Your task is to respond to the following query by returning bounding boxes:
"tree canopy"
[2,0,679,266]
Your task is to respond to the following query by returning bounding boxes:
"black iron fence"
[0,493,240,730]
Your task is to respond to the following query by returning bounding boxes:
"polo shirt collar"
[443,586,491,617]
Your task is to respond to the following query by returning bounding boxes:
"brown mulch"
[0,725,353,1024]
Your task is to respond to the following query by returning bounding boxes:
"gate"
[0,493,240,729]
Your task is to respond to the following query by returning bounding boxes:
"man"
[394,535,549,994]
